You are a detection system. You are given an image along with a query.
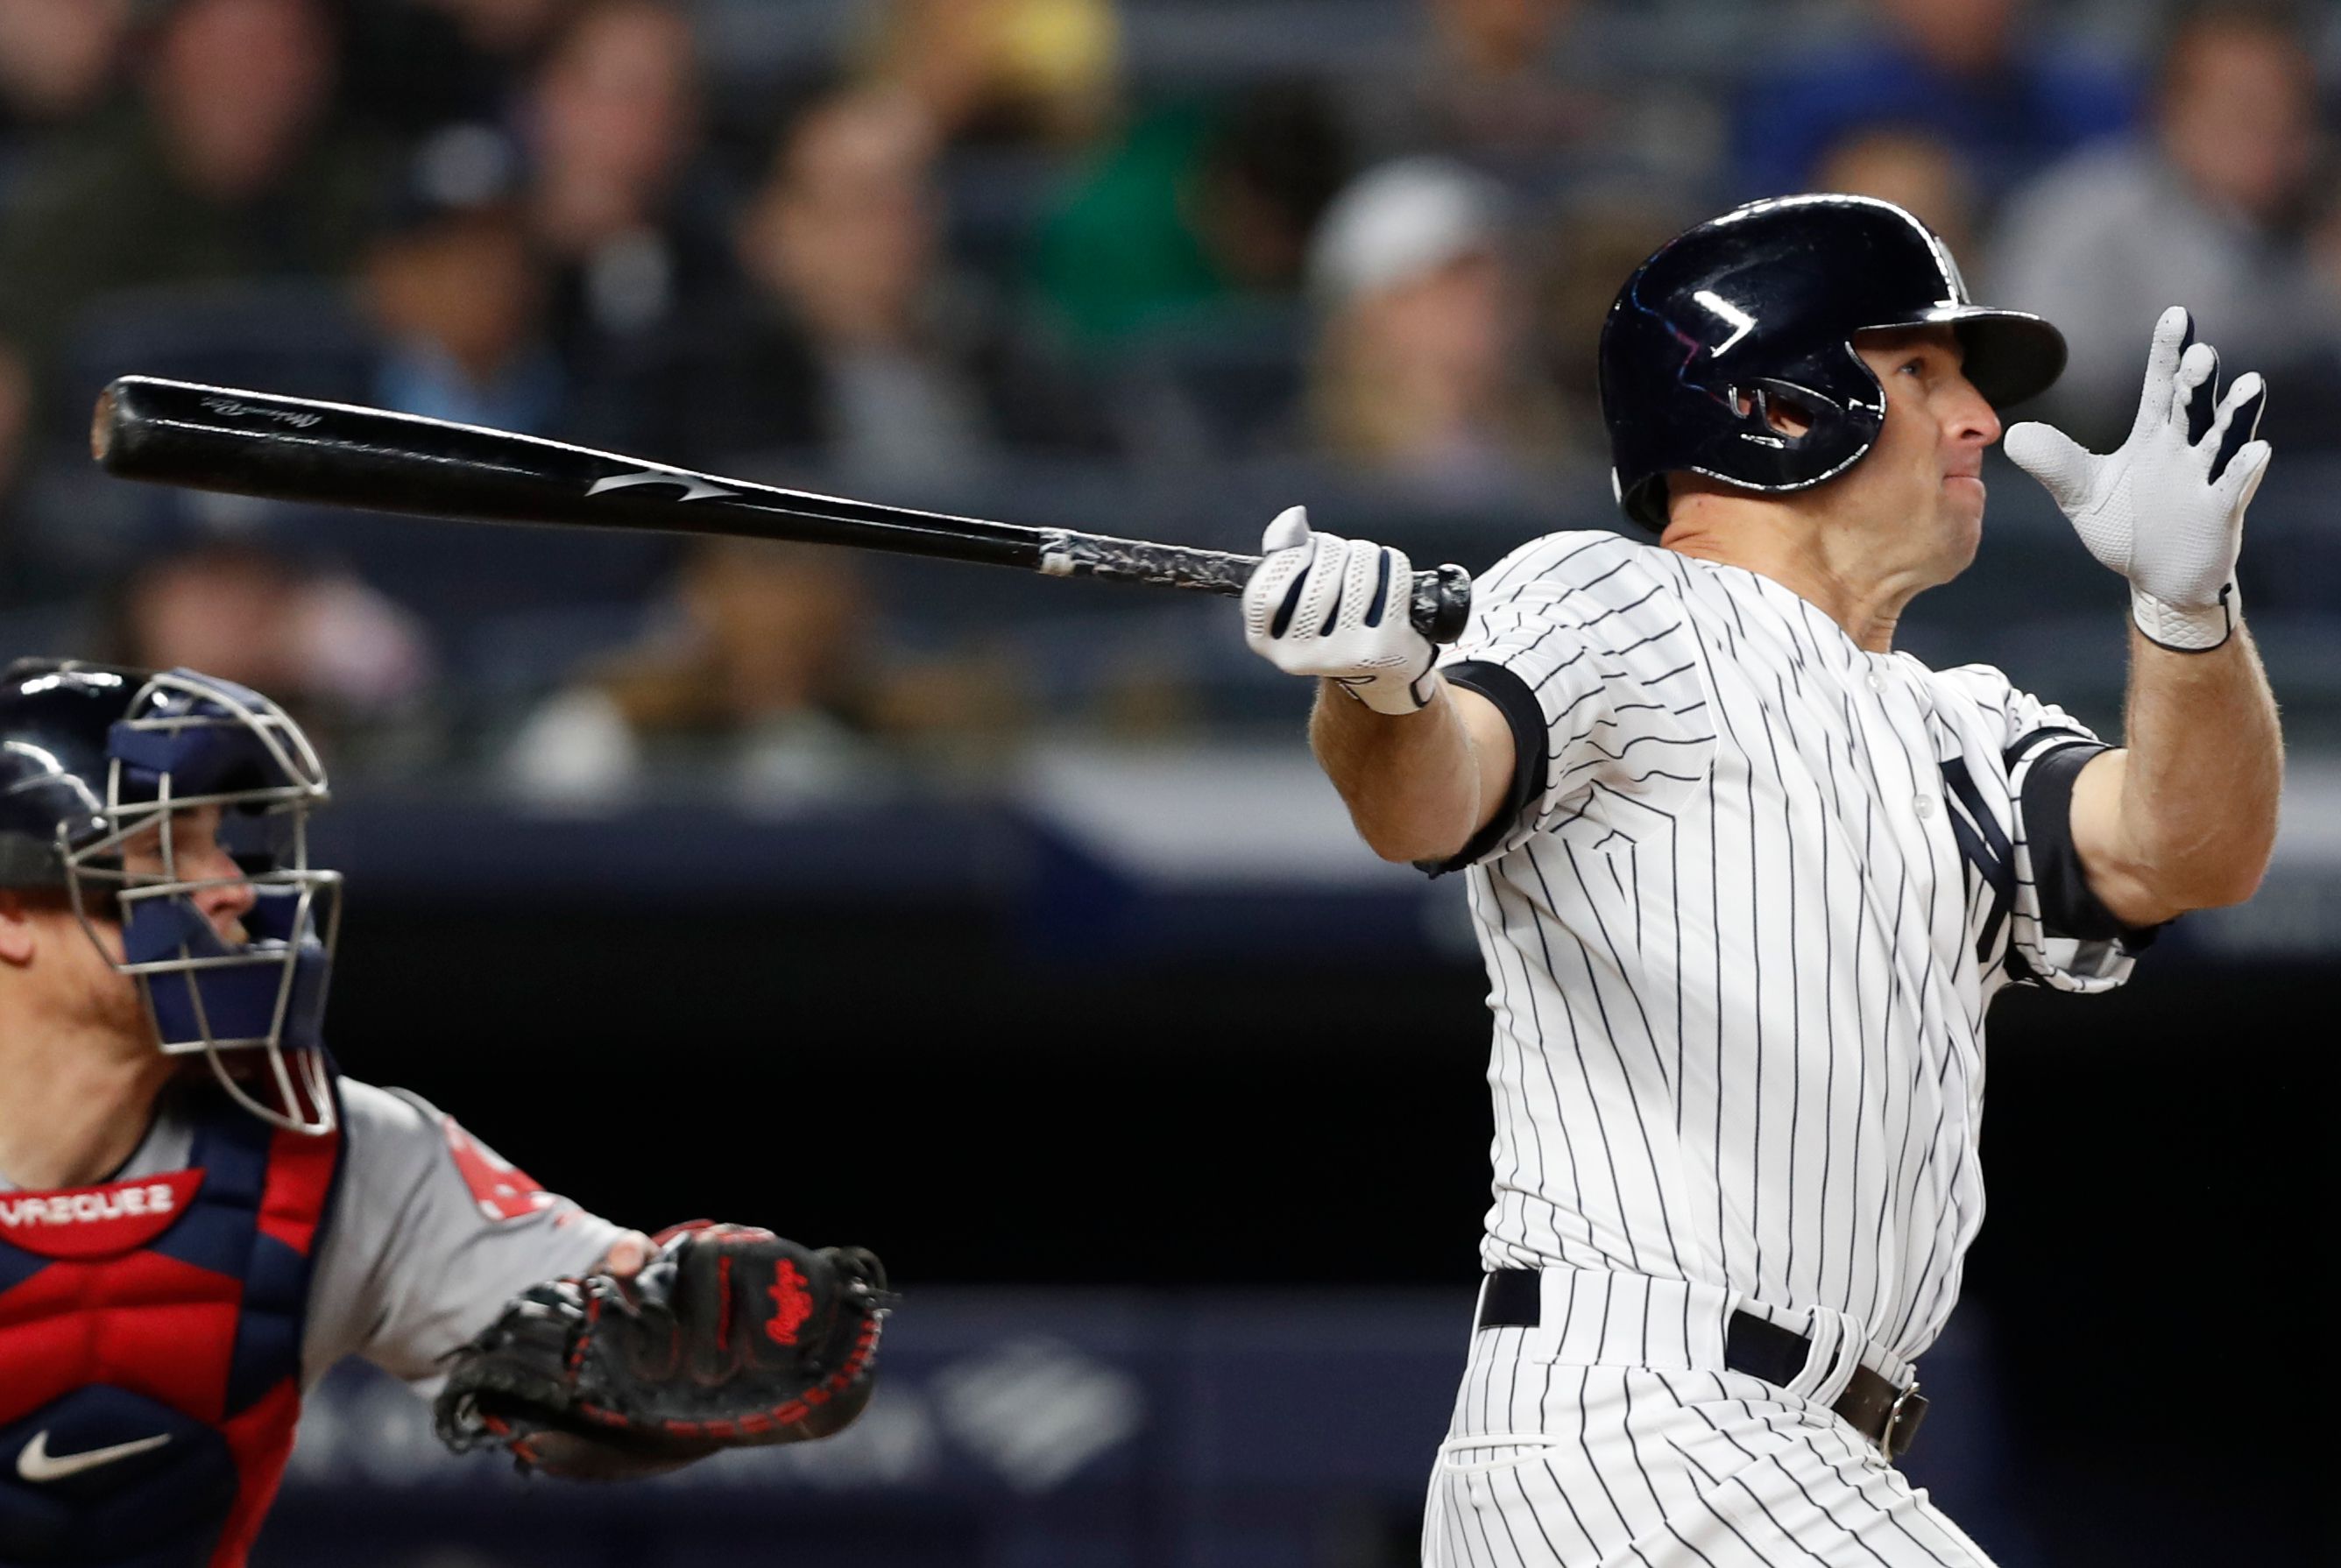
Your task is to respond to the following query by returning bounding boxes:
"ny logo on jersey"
[1938,756,2015,961]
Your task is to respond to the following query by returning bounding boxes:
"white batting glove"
[2005,306,2273,652]
[1241,506,1439,714]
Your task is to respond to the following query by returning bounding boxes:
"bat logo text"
[200,397,322,428]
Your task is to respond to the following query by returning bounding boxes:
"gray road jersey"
[0,1077,621,1389]
[301,1080,624,1387]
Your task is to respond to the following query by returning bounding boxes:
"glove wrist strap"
[2132,581,2238,653]
[1336,665,1444,716]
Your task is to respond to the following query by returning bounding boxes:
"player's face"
[11,804,257,1047]
[82,804,258,964]
[1847,327,2002,579]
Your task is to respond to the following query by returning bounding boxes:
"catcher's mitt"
[433,1222,892,1477]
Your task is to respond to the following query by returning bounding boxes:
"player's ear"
[0,890,40,966]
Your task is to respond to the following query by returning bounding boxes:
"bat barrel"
[96,376,609,522]
[93,375,1054,565]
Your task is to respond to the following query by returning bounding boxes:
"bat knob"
[1411,562,1474,644]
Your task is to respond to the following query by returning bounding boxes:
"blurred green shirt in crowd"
[1030,87,1348,350]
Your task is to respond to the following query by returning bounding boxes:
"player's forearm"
[2009,307,2285,918]
[2112,621,2282,908]
[1309,680,1485,864]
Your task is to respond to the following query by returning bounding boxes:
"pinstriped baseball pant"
[1423,1269,1995,1568]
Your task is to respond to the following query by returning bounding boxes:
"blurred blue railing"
[262,1288,2035,1568]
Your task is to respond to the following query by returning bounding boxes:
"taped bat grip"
[1411,563,1474,644]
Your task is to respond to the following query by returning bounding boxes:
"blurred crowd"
[0,0,2337,798]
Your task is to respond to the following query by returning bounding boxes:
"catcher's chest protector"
[0,1090,341,1568]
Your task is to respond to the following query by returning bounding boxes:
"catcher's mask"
[0,660,341,1134]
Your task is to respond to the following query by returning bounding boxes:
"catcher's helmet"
[1599,194,2067,532]
[0,659,339,1134]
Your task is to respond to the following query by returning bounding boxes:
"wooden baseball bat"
[89,377,1474,641]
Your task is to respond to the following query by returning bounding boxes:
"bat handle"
[1410,563,1474,644]
[1033,530,1472,642]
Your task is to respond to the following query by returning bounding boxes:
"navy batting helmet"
[1598,194,2067,532]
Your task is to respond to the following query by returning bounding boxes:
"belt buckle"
[1881,1381,1928,1461]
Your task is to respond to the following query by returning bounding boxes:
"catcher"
[0,660,890,1566]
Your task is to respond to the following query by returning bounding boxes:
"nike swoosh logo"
[585,470,737,502]
[16,1430,171,1482]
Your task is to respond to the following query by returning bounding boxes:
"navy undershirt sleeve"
[1418,660,1546,878]
[2019,738,2164,947]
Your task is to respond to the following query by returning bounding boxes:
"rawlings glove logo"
[767,1260,815,1346]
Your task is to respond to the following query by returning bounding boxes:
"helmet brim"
[1891,306,2068,412]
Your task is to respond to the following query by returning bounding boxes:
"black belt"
[1476,1269,1929,1461]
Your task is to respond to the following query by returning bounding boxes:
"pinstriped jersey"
[1432,530,2147,1363]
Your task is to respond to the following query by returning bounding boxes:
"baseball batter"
[0,661,887,1567]
[1241,195,2282,1565]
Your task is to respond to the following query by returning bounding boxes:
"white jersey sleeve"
[301,1080,626,1388]
[1430,532,1715,870]
[1927,661,2152,992]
